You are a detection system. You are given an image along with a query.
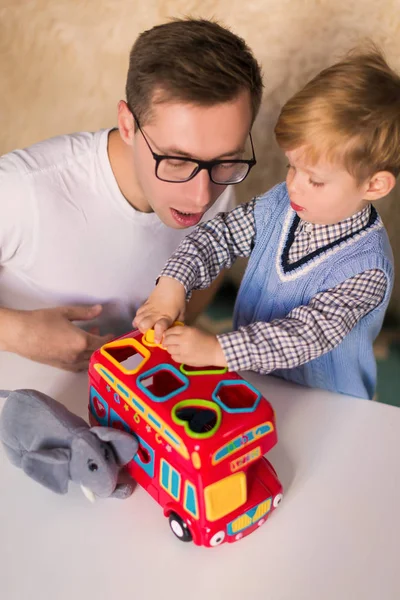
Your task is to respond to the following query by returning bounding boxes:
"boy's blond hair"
[274,46,400,183]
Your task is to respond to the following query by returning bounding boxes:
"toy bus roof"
[89,331,277,461]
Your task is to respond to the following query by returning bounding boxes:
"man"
[0,18,262,371]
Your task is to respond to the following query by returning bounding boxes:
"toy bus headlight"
[209,530,225,547]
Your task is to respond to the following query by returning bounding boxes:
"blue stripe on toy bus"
[164,429,180,446]
[214,437,242,462]
[116,383,129,398]
[256,423,271,435]
[213,422,273,464]
[99,367,114,382]
[131,397,145,413]
[148,413,161,429]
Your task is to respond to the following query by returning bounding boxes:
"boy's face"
[124,91,253,228]
[285,147,370,225]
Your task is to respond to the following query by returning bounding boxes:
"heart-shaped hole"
[172,400,222,439]
[175,407,217,433]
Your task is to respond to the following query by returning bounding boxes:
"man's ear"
[364,171,396,202]
[117,100,135,145]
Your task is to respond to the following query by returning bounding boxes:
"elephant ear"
[21,448,71,494]
[90,427,138,465]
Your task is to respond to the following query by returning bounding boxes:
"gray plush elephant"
[0,389,138,500]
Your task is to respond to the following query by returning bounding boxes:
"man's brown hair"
[126,18,263,125]
[274,45,400,182]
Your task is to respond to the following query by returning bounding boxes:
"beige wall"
[1,0,400,312]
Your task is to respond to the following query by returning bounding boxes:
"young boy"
[134,48,399,400]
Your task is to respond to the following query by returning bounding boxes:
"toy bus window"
[184,481,199,520]
[137,364,189,402]
[101,339,150,375]
[212,381,261,414]
[180,364,228,376]
[204,472,247,522]
[160,459,181,500]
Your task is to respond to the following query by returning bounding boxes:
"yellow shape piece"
[142,330,163,348]
[204,472,247,522]
[142,321,183,348]
[145,329,156,344]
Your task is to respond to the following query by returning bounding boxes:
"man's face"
[128,91,253,228]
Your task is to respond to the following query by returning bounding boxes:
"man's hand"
[0,304,115,371]
[163,325,227,368]
[133,277,186,343]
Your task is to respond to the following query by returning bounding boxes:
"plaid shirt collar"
[295,204,372,246]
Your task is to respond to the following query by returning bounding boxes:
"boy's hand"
[0,304,115,372]
[163,325,227,368]
[133,277,186,343]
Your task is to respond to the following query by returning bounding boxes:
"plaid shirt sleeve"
[159,199,257,293]
[217,269,387,373]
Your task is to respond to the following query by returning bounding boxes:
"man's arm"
[0,305,114,371]
[0,170,114,371]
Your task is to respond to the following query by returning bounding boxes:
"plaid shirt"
[160,200,387,373]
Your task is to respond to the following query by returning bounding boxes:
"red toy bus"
[88,328,283,547]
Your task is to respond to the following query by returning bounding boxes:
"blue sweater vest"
[233,182,394,399]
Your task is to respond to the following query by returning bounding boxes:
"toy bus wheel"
[273,493,283,508]
[169,513,192,543]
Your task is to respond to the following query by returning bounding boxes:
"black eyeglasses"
[132,112,256,185]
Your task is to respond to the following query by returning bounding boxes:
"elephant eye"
[88,460,98,472]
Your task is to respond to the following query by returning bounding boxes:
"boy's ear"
[364,171,396,201]
[117,100,135,145]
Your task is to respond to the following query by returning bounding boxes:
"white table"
[1,351,399,600]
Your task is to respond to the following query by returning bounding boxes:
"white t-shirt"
[0,129,234,335]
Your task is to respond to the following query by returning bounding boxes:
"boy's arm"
[159,198,257,293]
[134,199,256,338]
[217,269,387,372]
